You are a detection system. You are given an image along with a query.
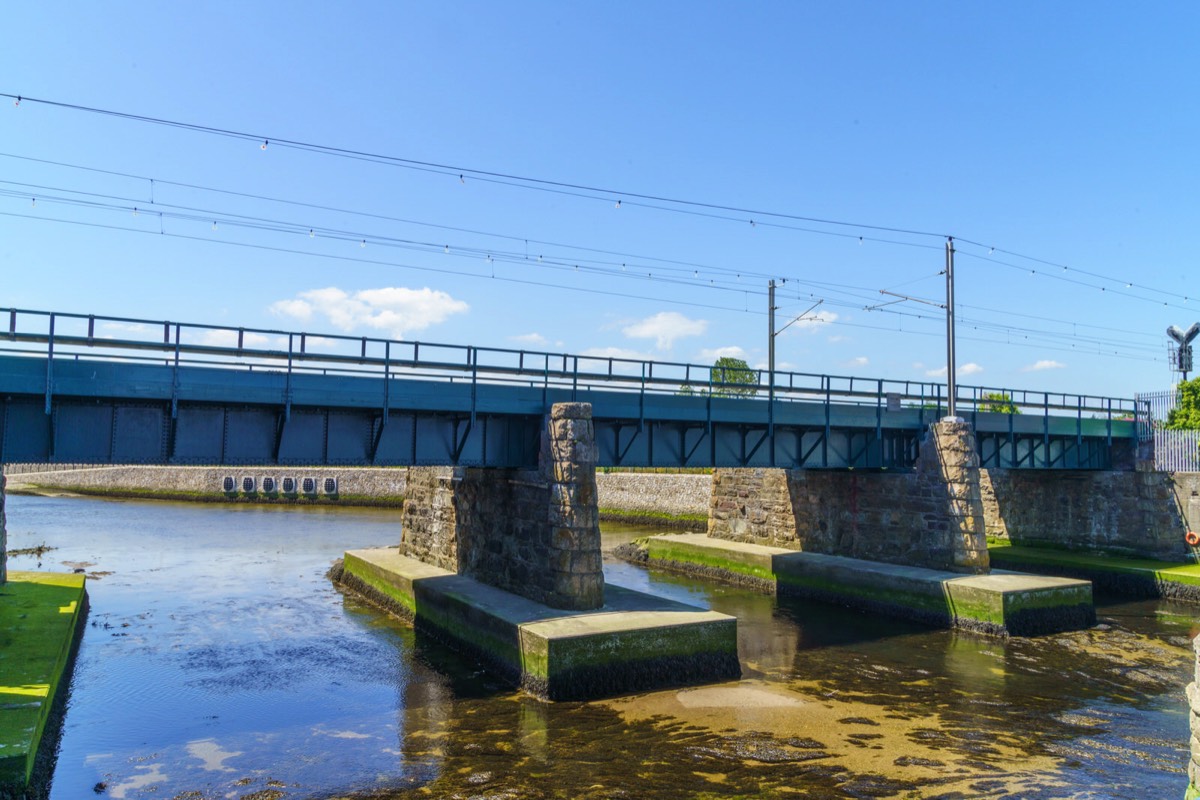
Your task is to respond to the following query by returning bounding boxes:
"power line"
[0,183,1168,362]
[6,93,1190,318]
[2,205,1164,364]
[1,92,951,241]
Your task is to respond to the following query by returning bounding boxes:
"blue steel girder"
[0,352,1134,470]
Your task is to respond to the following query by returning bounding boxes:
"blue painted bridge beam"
[0,353,1134,470]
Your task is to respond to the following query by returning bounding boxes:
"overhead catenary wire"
[0,180,1164,358]
[4,93,1189,312]
[1,94,1184,377]
[0,203,1164,364]
[0,92,949,240]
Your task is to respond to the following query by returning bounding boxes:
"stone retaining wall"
[595,472,710,519]
[2,464,406,503]
[982,470,1200,561]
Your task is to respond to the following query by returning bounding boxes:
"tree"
[981,392,1020,414]
[1165,377,1200,430]
[710,356,758,398]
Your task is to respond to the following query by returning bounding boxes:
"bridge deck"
[0,308,1138,470]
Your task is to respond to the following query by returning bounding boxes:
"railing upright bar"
[44,313,55,415]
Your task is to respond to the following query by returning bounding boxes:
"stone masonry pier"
[708,420,989,573]
[335,402,740,699]
[631,420,1096,636]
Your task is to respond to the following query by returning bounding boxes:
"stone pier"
[708,420,989,573]
[634,420,1095,636]
[398,402,603,610]
[336,402,740,699]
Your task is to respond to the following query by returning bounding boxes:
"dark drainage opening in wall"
[301,477,317,495]
[241,476,256,493]
[261,477,277,493]
[323,477,338,495]
[281,477,297,494]
[222,476,236,493]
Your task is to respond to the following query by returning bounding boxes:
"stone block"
[550,402,592,421]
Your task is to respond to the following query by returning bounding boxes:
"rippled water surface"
[5,494,1196,799]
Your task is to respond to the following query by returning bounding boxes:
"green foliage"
[710,356,758,397]
[981,392,1020,414]
[1165,377,1200,430]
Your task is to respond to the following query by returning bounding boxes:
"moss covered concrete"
[632,534,1094,637]
[335,548,738,700]
[598,508,707,531]
[990,543,1200,602]
[0,571,87,799]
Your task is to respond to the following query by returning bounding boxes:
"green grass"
[0,571,87,793]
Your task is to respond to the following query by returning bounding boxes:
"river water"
[4,493,1194,799]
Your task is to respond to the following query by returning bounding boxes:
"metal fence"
[1135,388,1200,471]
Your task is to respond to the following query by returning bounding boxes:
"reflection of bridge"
[0,309,1137,469]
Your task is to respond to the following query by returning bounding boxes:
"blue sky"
[2,2,1197,399]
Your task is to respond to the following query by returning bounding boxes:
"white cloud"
[846,356,869,367]
[622,311,707,350]
[699,346,747,362]
[1023,359,1065,372]
[269,286,468,339]
[268,299,313,322]
[511,332,548,347]
[580,346,656,362]
[925,362,983,378]
[827,335,847,344]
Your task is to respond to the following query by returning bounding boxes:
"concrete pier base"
[638,534,1095,636]
[336,548,740,701]
[990,544,1200,602]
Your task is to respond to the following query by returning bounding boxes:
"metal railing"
[1136,388,1200,471]
[2,307,1139,423]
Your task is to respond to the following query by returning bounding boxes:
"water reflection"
[2,496,1192,799]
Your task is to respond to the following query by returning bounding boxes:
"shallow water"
[4,494,1195,799]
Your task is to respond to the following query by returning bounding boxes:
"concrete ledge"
[990,544,1200,602]
[0,572,88,800]
[335,548,740,700]
[641,534,1094,636]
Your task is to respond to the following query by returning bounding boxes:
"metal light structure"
[767,279,823,466]
[863,235,958,420]
[1167,323,1200,381]
[945,237,958,420]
